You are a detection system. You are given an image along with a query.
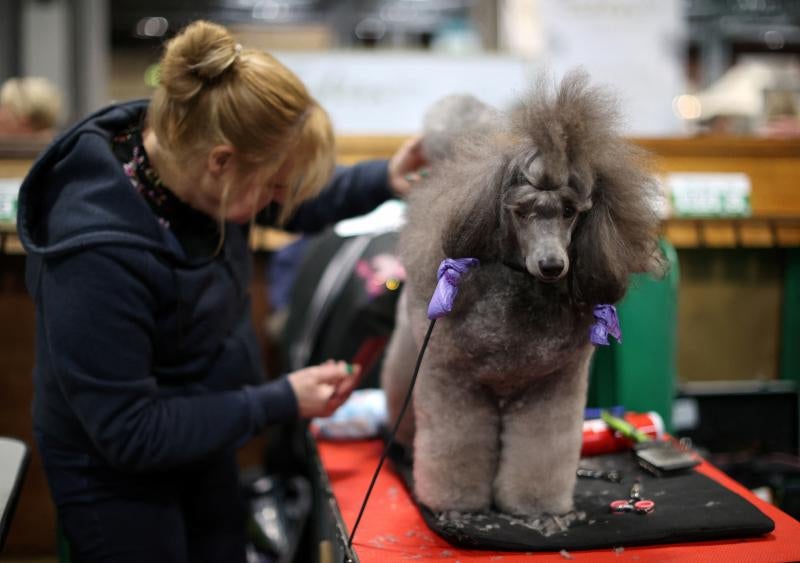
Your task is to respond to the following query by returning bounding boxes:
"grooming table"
[316,439,800,562]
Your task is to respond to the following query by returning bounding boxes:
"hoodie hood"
[16,100,179,258]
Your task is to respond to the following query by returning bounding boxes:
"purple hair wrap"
[590,304,622,346]
[427,258,480,319]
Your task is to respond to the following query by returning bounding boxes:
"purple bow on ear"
[427,258,480,319]
[590,304,622,346]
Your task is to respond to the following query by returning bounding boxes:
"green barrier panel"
[781,248,800,385]
[588,239,679,431]
[57,520,71,563]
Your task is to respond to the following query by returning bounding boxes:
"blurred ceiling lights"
[135,16,169,38]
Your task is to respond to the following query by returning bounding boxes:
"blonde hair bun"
[160,20,239,102]
[148,18,336,234]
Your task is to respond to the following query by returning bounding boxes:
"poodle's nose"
[538,257,565,279]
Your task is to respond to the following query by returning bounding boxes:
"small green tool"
[601,410,652,444]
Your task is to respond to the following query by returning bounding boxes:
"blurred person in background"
[16,19,423,563]
[693,58,800,137]
[0,76,63,139]
[759,87,800,138]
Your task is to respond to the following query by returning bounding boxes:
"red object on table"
[581,412,663,456]
[318,439,800,562]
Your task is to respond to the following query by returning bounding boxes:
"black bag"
[281,228,404,388]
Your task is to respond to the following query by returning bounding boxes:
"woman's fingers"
[312,362,351,384]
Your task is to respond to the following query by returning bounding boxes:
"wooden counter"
[2,135,800,252]
[336,135,800,249]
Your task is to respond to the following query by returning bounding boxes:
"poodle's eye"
[563,205,576,219]
[513,207,530,219]
[511,169,528,187]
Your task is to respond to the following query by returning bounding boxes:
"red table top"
[318,439,800,563]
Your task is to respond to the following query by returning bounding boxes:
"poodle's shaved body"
[382,72,662,516]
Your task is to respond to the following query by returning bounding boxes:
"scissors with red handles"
[610,480,655,514]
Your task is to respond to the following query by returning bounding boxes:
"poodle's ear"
[569,178,630,305]
[442,154,511,259]
[570,157,662,305]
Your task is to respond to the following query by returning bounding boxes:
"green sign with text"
[666,173,751,218]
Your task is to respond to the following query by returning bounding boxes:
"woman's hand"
[388,136,428,198]
[287,360,361,418]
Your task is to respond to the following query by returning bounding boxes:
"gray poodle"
[381,72,663,517]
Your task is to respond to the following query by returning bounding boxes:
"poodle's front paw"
[416,481,492,514]
[494,488,574,517]
[413,427,496,514]
[415,459,493,513]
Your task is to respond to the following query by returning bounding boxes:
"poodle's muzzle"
[526,237,570,282]
[515,216,578,283]
[504,182,589,283]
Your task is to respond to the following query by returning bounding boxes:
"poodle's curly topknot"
[516,71,621,168]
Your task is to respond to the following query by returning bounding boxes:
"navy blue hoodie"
[17,100,393,471]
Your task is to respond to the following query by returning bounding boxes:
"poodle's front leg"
[380,290,418,447]
[494,351,593,516]
[413,365,499,513]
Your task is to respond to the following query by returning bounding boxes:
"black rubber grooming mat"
[388,445,775,551]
